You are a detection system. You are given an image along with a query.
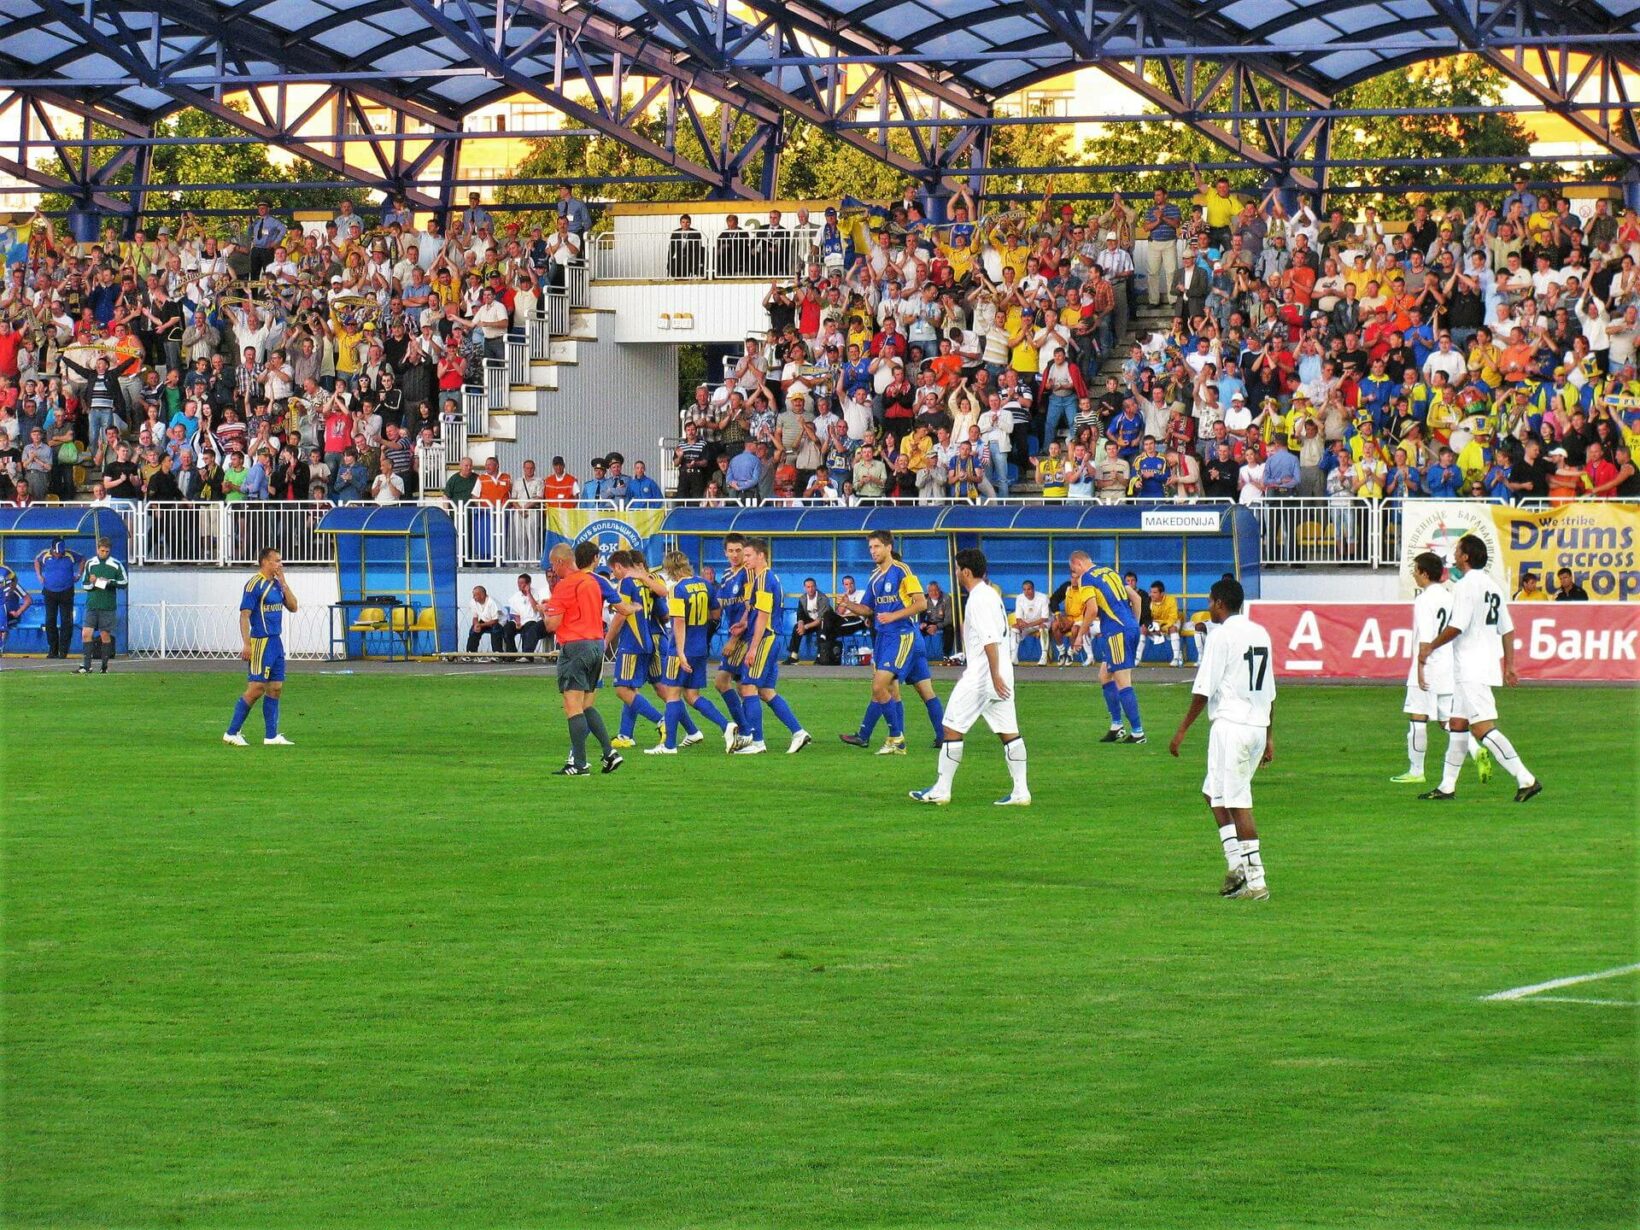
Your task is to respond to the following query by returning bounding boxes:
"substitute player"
[734,537,811,755]
[910,548,1030,806]
[1145,580,1184,667]
[1416,533,1542,803]
[1167,576,1275,900]
[224,547,297,746]
[0,563,29,670]
[839,531,944,753]
[543,541,621,776]
[645,551,730,753]
[713,532,750,750]
[1392,551,1491,785]
[1068,550,1146,743]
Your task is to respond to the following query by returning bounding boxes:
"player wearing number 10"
[1169,577,1276,900]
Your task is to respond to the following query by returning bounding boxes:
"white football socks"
[1218,823,1244,871]
[932,739,964,794]
[1004,737,1028,796]
[1241,838,1266,890]
[1407,721,1428,776]
[1439,729,1469,793]
[1481,729,1534,787]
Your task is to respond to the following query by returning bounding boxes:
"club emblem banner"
[543,508,667,568]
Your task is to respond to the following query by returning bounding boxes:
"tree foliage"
[37,103,373,227]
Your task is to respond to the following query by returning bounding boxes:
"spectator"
[370,457,405,505]
[1553,568,1590,600]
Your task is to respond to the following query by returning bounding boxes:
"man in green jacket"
[76,536,128,675]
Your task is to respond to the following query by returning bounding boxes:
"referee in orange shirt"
[542,541,622,775]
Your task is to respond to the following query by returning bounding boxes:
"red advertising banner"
[1245,601,1640,684]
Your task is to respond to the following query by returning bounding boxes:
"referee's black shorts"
[556,639,604,693]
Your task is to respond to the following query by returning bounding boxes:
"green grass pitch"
[2,670,1635,1229]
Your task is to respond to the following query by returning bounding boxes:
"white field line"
[1481,962,1640,1002]
[1521,996,1637,1007]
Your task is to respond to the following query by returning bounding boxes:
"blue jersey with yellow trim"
[240,573,286,638]
[667,575,714,659]
[867,561,923,623]
[746,567,784,640]
[616,575,655,653]
[1074,565,1139,634]
[718,564,747,629]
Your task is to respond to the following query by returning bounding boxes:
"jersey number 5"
[1243,645,1269,690]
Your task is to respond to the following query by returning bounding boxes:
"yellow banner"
[1493,502,1640,601]
[544,508,668,568]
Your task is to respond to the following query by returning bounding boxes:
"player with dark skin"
[1168,585,1275,894]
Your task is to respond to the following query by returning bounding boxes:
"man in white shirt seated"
[1010,580,1050,664]
[467,584,506,658]
[504,572,549,657]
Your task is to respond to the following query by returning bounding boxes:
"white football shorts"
[1402,685,1453,722]
[1202,719,1267,810]
[1452,676,1498,725]
[943,674,1019,736]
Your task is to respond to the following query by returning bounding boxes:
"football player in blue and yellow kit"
[712,532,751,749]
[224,547,298,746]
[1067,548,1147,743]
[839,530,945,753]
[645,550,731,753]
[734,537,811,755]
[0,564,31,670]
[606,550,666,747]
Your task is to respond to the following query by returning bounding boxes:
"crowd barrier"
[15,497,1638,576]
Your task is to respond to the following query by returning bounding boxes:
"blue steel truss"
[0,0,1635,223]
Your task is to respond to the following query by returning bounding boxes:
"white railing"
[463,383,488,439]
[455,502,546,568]
[482,359,508,412]
[545,290,569,338]
[223,501,337,565]
[127,601,332,660]
[123,501,339,567]
[140,501,227,565]
[566,262,590,308]
[527,312,551,361]
[589,223,808,283]
[1253,496,1381,567]
[507,332,528,386]
[416,441,448,495]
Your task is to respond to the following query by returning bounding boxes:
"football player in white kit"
[1392,551,1492,785]
[1416,534,1543,803]
[909,548,1031,807]
[1168,577,1276,900]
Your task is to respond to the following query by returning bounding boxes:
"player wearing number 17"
[1168,577,1275,900]
[224,547,298,746]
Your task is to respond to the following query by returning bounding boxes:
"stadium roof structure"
[1,0,1636,219]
